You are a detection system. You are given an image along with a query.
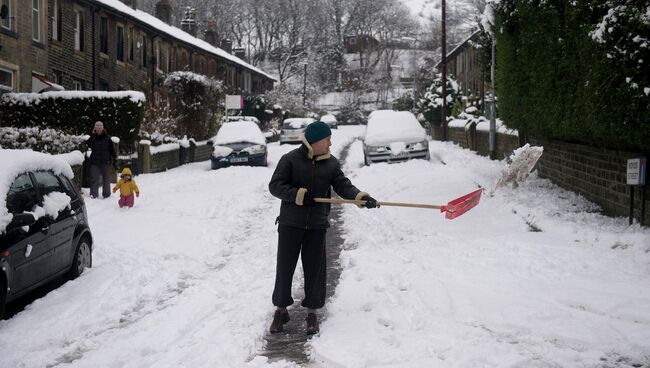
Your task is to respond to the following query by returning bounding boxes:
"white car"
[279,118,315,145]
[363,110,430,165]
[211,121,268,169]
[320,114,338,129]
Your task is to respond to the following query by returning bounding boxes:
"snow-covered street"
[1,126,649,368]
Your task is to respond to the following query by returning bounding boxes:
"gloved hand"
[362,195,379,209]
[302,191,316,206]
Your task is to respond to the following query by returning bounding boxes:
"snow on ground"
[1,126,649,368]
[308,139,650,367]
[0,127,363,368]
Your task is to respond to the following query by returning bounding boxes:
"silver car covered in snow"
[279,118,315,144]
[362,110,430,165]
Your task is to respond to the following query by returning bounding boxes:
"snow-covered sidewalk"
[309,139,650,367]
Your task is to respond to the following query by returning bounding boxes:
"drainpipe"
[91,6,98,89]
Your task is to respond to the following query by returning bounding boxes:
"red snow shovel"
[315,188,483,220]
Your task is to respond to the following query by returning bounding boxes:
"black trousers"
[272,224,327,309]
[90,164,112,198]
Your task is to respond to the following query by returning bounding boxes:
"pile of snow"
[283,118,314,130]
[212,121,266,146]
[493,144,544,191]
[212,145,234,158]
[149,142,180,155]
[320,114,338,123]
[1,91,145,106]
[28,192,71,222]
[448,114,518,136]
[56,150,85,166]
[0,149,74,233]
[364,110,426,146]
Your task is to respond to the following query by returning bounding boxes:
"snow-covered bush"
[0,127,86,154]
[417,71,460,126]
[162,71,224,140]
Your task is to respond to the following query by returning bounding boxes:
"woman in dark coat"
[87,121,117,198]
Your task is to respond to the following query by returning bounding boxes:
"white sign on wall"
[225,95,243,110]
[627,158,647,186]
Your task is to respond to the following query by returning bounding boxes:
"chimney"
[205,21,219,47]
[220,38,232,53]
[180,7,198,37]
[233,47,246,60]
[154,0,171,24]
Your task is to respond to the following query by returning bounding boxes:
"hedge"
[490,0,650,152]
[0,91,145,144]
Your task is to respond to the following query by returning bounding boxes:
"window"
[32,0,42,42]
[1,0,11,30]
[52,0,61,41]
[0,67,14,92]
[33,171,64,197]
[116,25,124,61]
[73,80,82,90]
[6,174,39,214]
[99,17,108,54]
[141,35,147,67]
[128,27,134,61]
[99,80,109,91]
[74,9,84,51]
[58,175,79,200]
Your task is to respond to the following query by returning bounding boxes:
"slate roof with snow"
[94,0,276,82]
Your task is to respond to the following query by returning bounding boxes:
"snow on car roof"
[0,149,74,233]
[364,110,427,146]
[283,118,314,129]
[320,114,338,123]
[212,121,266,146]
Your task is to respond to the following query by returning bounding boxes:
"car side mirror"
[7,213,36,231]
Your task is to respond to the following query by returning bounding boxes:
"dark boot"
[269,310,290,333]
[306,313,319,335]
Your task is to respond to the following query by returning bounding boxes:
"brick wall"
[446,125,520,159]
[530,138,649,226]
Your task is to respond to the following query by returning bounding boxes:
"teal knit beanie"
[304,121,332,143]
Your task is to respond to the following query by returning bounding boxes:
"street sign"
[627,158,646,186]
[225,95,243,110]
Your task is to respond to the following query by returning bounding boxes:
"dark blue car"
[211,121,268,169]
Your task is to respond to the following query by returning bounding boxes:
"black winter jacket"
[269,140,368,229]
[88,132,116,165]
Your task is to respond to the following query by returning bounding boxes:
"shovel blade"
[440,188,483,220]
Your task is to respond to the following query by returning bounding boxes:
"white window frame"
[32,0,42,42]
[128,27,134,61]
[1,0,11,31]
[73,80,82,90]
[0,67,15,92]
[74,9,83,51]
[52,0,60,41]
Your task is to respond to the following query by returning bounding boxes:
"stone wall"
[446,125,520,159]
[530,138,649,226]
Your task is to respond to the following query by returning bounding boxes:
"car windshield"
[282,119,312,130]
[213,121,266,146]
[364,110,426,146]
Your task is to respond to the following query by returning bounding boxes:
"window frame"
[0,67,14,92]
[141,34,148,68]
[32,171,65,199]
[74,8,84,52]
[99,16,108,54]
[0,0,11,31]
[116,23,125,62]
[52,0,61,41]
[128,26,134,62]
[73,80,82,90]
[32,0,42,42]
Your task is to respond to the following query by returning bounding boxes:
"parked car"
[280,118,315,144]
[320,114,338,129]
[363,110,430,165]
[223,115,261,125]
[211,121,268,169]
[0,150,93,318]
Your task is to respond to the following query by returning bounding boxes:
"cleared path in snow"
[259,146,351,366]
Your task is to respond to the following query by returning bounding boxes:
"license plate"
[230,157,248,163]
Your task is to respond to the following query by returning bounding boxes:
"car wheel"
[0,277,6,319]
[68,237,92,279]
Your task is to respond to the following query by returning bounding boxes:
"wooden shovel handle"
[314,197,442,210]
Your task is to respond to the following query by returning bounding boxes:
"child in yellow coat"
[112,168,140,208]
